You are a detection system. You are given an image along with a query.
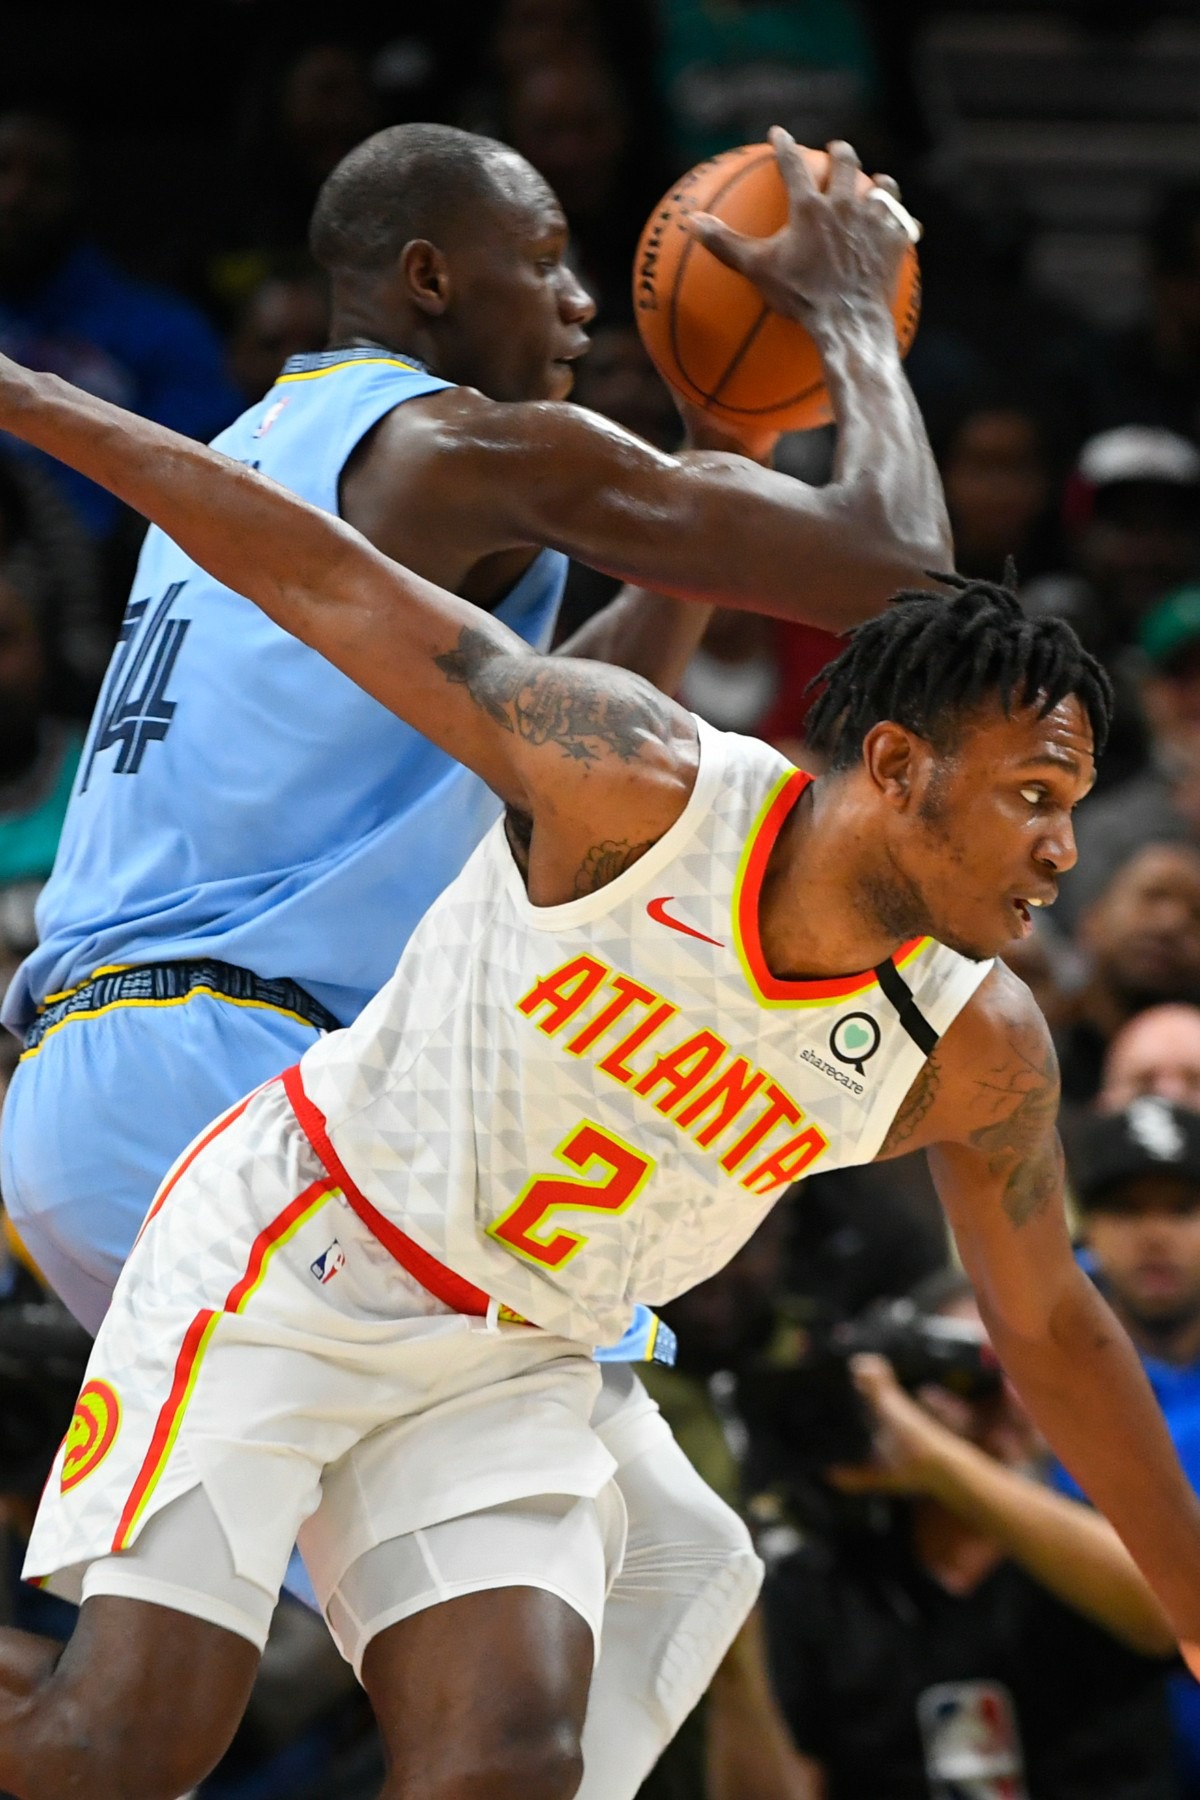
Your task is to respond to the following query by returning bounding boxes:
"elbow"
[827,494,953,622]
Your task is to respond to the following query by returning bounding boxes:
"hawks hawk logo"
[61,1380,122,1492]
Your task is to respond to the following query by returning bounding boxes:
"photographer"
[1056,1097,1200,1794]
[762,1271,1180,1800]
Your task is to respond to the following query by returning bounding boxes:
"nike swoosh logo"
[647,896,725,948]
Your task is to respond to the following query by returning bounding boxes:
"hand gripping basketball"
[633,131,921,434]
[687,128,918,327]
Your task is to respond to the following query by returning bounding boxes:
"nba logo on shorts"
[310,1240,346,1285]
[917,1680,1028,1798]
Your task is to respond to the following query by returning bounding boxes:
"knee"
[20,1695,218,1800]
[384,1713,584,1800]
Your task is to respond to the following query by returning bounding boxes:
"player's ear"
[862,721,918,808]
[401,239,451,316]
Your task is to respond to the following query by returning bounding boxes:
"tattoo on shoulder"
[877,1053,942,1157]
[965,1008,1062,1229]
[573,838,655,897]
[435,624,670,765]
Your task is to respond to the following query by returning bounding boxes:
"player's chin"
[935,915,1003,965]
[547,360,577,400]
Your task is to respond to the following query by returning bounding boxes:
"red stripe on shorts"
[112,1174,334,1550]
[113,1305,218,1549]
[282,1063,491,1317]
[223,1176,332,1313]
[135,1083,269,1245]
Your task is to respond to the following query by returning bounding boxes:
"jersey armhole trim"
[501,713,727,933]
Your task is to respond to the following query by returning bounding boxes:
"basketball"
[633,142,921,435]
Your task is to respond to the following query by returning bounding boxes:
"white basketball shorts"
[25,1077,625,1669]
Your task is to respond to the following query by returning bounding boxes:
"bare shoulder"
[876,962,1062,1226]
[435,632,696,774]
[875,962,1058,1155]
[439,629,701,893]
[364,384,648,463]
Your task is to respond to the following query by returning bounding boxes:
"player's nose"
[1037,812,1078,876]
[560,266,596,327]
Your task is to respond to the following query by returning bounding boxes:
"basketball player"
[4,355,1200,1800]
[0,126,945,1790]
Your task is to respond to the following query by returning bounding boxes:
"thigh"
[361,1586,594,1795]
[2,994,321,1329]
[323,1487,625,1679]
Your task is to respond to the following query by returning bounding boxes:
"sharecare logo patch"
[61,1380,122,1492]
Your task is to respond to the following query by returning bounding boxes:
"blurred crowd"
[5,0,1200,1795]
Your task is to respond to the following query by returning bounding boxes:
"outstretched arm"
[902,964,1200,1658]
[0,354,697,895]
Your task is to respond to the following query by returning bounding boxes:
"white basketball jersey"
[296,719,992,1345]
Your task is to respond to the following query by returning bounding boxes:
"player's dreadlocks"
[804,571,1113,771]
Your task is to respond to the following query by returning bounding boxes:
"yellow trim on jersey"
[273,356,419,385]
[731,773,933,1009]
[19,986,323,1062]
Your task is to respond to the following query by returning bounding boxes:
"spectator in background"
[1063,586,1200,930]
[932,390,1063,588]
[1091,186,1200,447]
[215,42,383,308]
[1023,428,1200,790]
[1059,1098,1200,1796]
[655,0,878,169]
[0,112,239,554]
[225,259,330,408]
[677,605,838,752]
[498,54,657,317]
[0,447,106,715]
[1022,427,1200,658]
[1056,841,1200,1105]
[764,1271,1180,1800]
[0,554,83,1008]
[1100,1006,1200,1116]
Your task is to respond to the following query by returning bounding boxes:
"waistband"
[24,959,342,1055]
[280,1063,676,1365]
[282,1062,499,1319]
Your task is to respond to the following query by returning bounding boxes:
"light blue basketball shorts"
[1,982,666,1362]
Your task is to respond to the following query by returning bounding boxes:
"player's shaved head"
[309,123,548,273]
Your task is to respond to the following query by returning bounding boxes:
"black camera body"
[735,1296,1003,1475]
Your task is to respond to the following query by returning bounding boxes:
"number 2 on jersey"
[489,1121,656,1270]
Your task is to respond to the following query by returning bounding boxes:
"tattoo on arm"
[435,624,670,765]
[964,1016,1062,1229]
[877,1053,942,1157]
[573,838,655,898]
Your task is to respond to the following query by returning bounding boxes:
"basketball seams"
[708,303,772,408]
[638,139,920,431]
[667,146,777,409]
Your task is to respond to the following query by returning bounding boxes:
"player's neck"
[757,777,924,981]
[326,289,440,373]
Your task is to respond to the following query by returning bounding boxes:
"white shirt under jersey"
[292,719,992,1346]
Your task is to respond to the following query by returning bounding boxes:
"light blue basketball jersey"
[4,351,567,1031]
